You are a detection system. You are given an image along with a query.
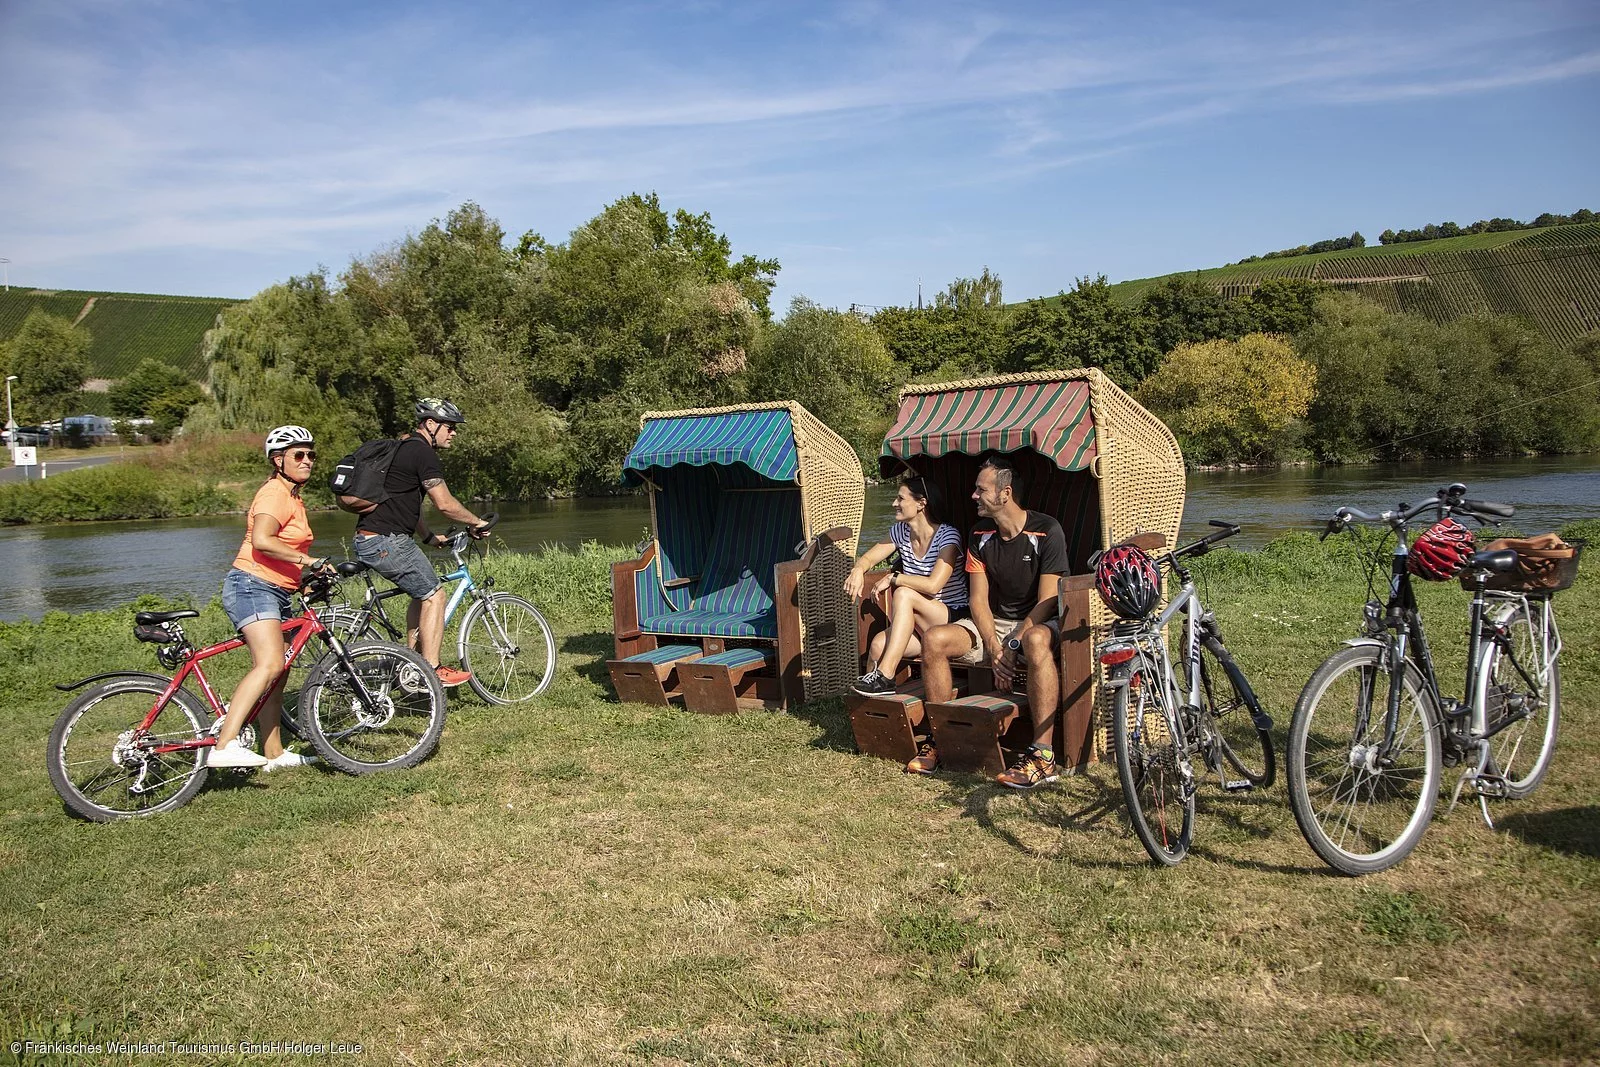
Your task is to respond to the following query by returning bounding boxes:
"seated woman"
[844,476,968,697]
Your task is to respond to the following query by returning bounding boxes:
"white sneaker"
[208,739,268,769]
[263,750,319,773]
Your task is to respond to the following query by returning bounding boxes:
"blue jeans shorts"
[354,533,441,600]
[221,568,293,632]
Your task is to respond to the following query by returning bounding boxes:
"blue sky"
[1,0,1596,311]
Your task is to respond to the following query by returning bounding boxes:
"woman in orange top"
[211,425,331,770]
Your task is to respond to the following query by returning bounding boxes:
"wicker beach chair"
[853,368,1185,771]
[608,401,865,713]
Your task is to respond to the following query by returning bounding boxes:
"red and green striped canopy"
[879,380,1097,474]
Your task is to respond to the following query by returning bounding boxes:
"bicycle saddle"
[1467,549,1519,573]
[134,609,199,624]
[336,561,367,577]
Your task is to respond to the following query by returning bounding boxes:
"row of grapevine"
[0,290,238,381]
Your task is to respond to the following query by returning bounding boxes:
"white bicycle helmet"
[263,424,314,457]
[415,397,466,425]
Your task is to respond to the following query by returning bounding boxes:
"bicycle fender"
[55,670,174,693]
[1340,637,1386,652]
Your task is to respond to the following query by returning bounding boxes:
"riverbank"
[3,533,1595,1064]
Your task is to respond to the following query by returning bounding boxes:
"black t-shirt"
[355,437,444,536]
[964,511,1071,620]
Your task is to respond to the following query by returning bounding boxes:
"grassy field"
[1,535,1596,1065]
[1101,223,1600,348]
[0,289,239,381]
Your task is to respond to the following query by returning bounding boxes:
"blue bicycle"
[331,515,557,705]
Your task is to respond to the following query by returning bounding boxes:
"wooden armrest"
[789,526,856,571]
[1125,531,1168,551]
[662,575,698,589]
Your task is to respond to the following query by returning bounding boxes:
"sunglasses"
[288,449,317,462]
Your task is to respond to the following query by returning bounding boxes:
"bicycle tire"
[46,678,211,821]
[459,593,557,704]
[1199,636,1275,789]
[1477,602,1560,798]
[1112,652,1195,866]
[297,641,446,774]
[1287,644,1442,876]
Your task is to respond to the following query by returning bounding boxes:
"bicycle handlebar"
[1319,484,1514,540]
[1166,519,1242,564]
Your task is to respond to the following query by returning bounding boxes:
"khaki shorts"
[950,615,1059,665]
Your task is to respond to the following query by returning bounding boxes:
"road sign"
[13,446,36,465]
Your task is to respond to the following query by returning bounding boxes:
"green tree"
[747,298,902,467]
[1,310,90,422]
[1136,275,1247,354]
[1001,276,1157,386]
[935,267,1004,311]
[108,359,194,416]
[1135,333,1316,465]
[1241,277,1327,335]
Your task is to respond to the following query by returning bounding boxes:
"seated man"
[915,453,1069,788]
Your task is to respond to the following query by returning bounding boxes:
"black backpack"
[328,438,402,514]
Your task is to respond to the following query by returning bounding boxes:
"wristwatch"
[1004,635,1023,653]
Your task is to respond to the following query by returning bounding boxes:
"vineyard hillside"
[0,289,239,381]
[1103,223,1600,346]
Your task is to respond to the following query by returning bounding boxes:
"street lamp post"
[5,374,16,459]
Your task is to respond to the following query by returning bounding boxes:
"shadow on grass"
[560,631,618,692]
[1497,805,1600,859]
[786,696,857,754]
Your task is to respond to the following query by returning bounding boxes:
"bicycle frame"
[1101,577,1206,755]
[348,547,482,638]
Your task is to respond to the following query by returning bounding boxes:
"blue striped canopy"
[622,409,799,484]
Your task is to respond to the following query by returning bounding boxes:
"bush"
[0,463,238,524]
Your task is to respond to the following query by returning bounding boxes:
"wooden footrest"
[607,644,703,706]
[846,682,929,764]
[679,648,775,715]
[925,692,1028,776]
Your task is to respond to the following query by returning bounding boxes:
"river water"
[2,455,1595,621]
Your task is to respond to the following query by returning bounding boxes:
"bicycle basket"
[1465,535,1585,594]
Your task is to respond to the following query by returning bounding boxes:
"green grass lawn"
[1,538,1595,1065]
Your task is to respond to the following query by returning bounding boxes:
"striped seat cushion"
[622,645,703,665]
[637,474,803,641]
[696,648,773,670]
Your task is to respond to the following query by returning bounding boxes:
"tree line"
[9,195,1599,485]
[1232,232,1365,264]
[1378,209,1596,245]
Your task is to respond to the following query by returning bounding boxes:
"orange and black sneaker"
[996,745,1060,790]
[435,665,472,688]
[904,739,939,775]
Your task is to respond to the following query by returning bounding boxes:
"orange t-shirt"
[231,478,314,590]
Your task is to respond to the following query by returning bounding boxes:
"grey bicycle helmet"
[415,397,466,425]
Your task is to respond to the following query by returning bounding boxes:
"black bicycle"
[1286,483,1572,875]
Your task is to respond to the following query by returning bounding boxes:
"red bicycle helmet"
[1095,543,1161,619]
[1408,518,1475,581]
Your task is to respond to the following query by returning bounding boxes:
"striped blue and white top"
[891,521,969,609]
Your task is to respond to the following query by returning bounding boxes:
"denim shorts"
[353,532,441,600]
[221,568,293,631]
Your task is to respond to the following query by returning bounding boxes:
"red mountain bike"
[46,565,447,822]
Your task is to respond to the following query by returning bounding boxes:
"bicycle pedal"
[1223,779,1255,793]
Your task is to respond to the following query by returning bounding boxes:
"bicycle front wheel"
[1199,637,1275,789]
[459,593,556,704]
[46,678,211,821]
[1112,652,1194,866]
[298,641,447,774]
[1287,644,1442,876]
[1477,601,1560,798]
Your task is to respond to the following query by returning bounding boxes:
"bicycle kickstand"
[1446,761,1497,830]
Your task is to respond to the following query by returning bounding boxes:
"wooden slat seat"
[679,647,777,715]
[606,644,703,707]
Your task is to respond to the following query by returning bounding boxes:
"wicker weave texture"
[637,400,865,704]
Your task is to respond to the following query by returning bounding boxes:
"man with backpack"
[349,398,490,688]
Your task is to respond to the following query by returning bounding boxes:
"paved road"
[0,452,122,483]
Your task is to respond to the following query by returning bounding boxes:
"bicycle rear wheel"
[1477,601,1560,798]
[1112,652,1194,866]
[1199,637,1275,789]
[46,679,211,821]
[459,593,556,704]
[1287,644,1442,876]
[298,641,447,773]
